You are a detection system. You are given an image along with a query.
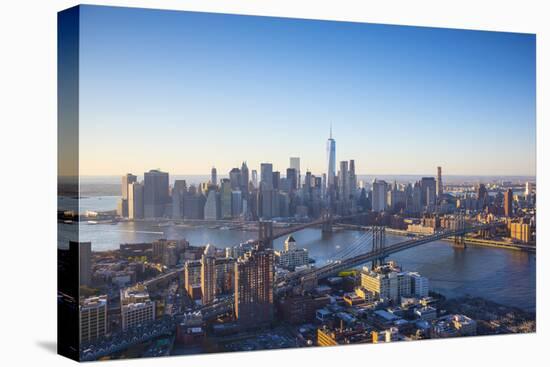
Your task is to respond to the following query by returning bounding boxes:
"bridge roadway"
[141,214,371,298]
[141,213,356,288]
[143,219,503,293]
[260,212,370,243]
[142,266,184,289]
[286,221,505,284]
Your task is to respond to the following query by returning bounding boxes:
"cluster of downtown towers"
[117,131,443,222]
[110,131,448,328]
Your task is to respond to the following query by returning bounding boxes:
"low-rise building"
[408,272,429,297]
[317,326,372,346]
[354,287,377,304]
[277,294,331,324]
[316,308,333,323]
[407,224,436,234]
[414,306,437,321]
[275,236,309,270]
[372,327,400,343]
[360,262,411,302]
[343,292,364,306]
[372,309,401,329]
[120,284,156,330]
[360,262,430,303]
[176,312,204,345]
[433,314,477,338]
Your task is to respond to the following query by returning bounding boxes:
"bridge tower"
[258,220,274,249]
[478,220,494,239]
[453,213,466,248]
[371,226,386,268]
[321,209,333,234]
[478,228,490,239]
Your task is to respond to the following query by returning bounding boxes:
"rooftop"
[81,295,107,309]
[374,310,400,322]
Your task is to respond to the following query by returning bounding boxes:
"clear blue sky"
[78,5,536,177]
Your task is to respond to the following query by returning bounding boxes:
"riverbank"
[441,237,536,252]
[385,228,535,253]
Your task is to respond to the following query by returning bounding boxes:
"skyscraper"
[184,260,202,299]
[278,192,290,217]
[412,181,422,213]
[122,173,137,200]
[349,160,357,197]
[128,182,144,219]
[304,171,312,192]
[338,161,349,200]
[204,190,220,220]
[388,181,406,210]
[220,179,232,219]
[229,167,241,190]
[171,179,187,219]
[144,169,169,218]
[241,162,249,195]
[251,170,258,188]
[289,157,300,187]
[201,245,217,305]
[477,183,489,208]
[504,188,513,217]
[372,179,387,212]
[234,248,274,327]
[182,189,205,220]
[286,168,297,192]
[272,171,280,190]
[118,173,137,217]
[259,163,274,219]
[326,126,336,190]
[232,190,243,218]
[271,190,281,218]
[260,189,273,219]
[420,177,437,208]
[436,166,443,199]
[211,167,217,186]
[215,257,236,294]
[258,220,274,250]
[260,163,273,190]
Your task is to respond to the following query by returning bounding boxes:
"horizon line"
[77,173,537,178]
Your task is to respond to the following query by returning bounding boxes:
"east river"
[72,196,536,312]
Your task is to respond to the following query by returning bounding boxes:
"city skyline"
[77,6,536,176]
[75,124,538,181]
